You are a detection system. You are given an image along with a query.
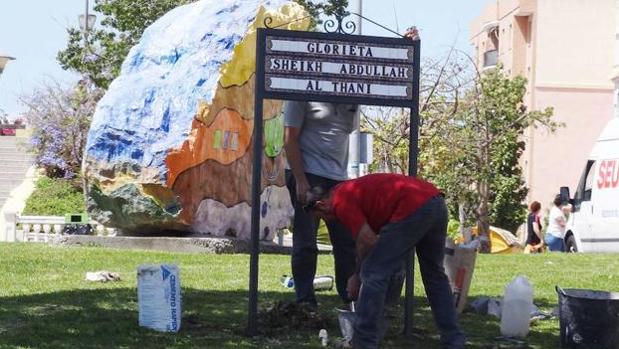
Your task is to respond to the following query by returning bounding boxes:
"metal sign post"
[249,26,420,337]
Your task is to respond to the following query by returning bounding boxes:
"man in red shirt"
[307,173,465,349]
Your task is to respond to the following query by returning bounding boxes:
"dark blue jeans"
[286,170,356,305]
[353,196,465,349]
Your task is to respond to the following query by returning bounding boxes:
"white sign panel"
[268,39,413,62]
[267,76,411,99]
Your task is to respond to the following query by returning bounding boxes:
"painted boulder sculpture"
[83,0,309,239]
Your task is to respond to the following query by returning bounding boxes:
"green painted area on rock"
[88,184,183,233]
[264,114,284,158]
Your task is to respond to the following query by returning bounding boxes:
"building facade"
[470,0,615,207]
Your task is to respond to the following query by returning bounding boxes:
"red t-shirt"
[332,173,440,238]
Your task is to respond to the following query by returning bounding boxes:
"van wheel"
[565,235,578,253]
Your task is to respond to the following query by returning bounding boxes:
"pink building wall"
[471,0,615,212]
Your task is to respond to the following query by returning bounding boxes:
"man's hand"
[347,274,361,301]
[404,26,420,41]
[295,178,311,205]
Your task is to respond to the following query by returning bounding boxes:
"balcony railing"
[483,50,498,68]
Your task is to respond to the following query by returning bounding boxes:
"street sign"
[256,28,419,107]
[249,27,421,337]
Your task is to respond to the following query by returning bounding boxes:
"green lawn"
[1,243,618,348]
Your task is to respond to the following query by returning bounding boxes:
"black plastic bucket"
[556,286,619,348]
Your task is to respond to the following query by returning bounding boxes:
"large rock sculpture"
[83,0,310,239]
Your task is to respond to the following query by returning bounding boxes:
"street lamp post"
[78,0,97,48]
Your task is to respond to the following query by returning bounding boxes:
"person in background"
[306,173,465,349]
[545,195,566,252]
[525,201,544,253]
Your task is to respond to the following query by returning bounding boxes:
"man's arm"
[284,126,310,204]
[355,223,378,269]
[347,222,378,300]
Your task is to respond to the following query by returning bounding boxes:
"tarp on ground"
[471,226,523,254]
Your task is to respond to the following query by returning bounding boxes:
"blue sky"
[0,0,488,117]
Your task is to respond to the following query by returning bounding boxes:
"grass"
[1,243,619,348]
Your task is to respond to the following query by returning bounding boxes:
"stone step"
[0,146,30,152]
[0,137,20,144]
[0,153,34,161]
[0,168,30,174]
[0,157,33,167]
[0,178,24,187]
[0,181,19,192]
[0,168,29,176]
[0,144,28,151]
[0,171,28,179]
[1,158,33,166]
[0,144,30,150]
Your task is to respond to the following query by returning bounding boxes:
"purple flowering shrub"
[20,80,103,178]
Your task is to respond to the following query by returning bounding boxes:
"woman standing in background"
[545,195,567,252]
[525,201,544,253]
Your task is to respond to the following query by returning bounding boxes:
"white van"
[560,117,619,252]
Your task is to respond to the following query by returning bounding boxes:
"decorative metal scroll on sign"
[263,10,405,37]
[263,9,356,34]
[323,11,356,34]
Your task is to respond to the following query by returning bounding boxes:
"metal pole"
[358,0,362,34]
[404,38,421,338]
[348,0,363,179]
[84,0,89,46]
[247,28,266,337]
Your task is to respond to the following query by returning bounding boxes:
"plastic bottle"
[318,329,329,347]
[280,275,294,288]
[313,275,334,291]
[500,275,533,338]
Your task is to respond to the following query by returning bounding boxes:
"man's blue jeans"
[286,170,356,305]
[353,196,465,349]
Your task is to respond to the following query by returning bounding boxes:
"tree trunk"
[477,132,492,253]
[478,180,491,253]
[458,202,471,242]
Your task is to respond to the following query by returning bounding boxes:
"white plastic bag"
[137,264,181,332]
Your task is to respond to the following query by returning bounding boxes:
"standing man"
[284,101,359,308]
[283,27,421,309]
[308,173,466,349]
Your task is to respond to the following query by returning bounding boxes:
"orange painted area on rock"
[165,108,253,187]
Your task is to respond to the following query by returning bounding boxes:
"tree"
[20,80,104,178]
[58,0,347,89]
[364,51,561,252]
[456,67,559,252]
[363,49,478,227]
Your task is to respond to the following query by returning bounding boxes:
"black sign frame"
[256,28,419,107]
[248,27,421,337]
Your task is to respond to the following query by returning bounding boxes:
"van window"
[574,160,595,210]
[583,161,595,201]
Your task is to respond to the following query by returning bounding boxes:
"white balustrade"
[1,212,116,243]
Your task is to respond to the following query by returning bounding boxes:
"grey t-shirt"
[284,101,359,181]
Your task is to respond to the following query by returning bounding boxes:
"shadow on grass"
[0,289,559,349]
